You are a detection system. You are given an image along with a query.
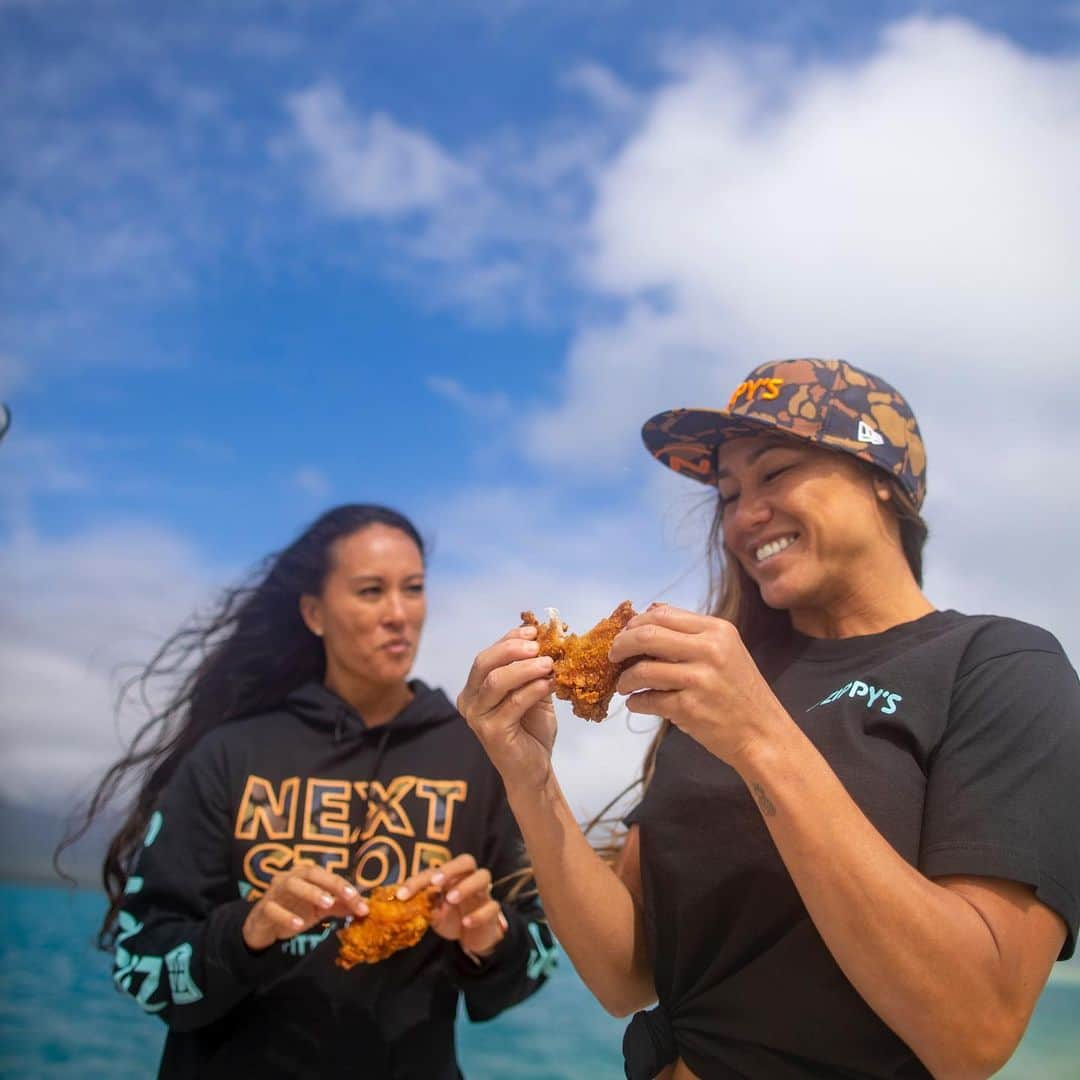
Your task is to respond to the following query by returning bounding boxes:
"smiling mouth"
[754,534,797,564]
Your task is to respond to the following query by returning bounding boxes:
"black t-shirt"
[627,610,1080,1079]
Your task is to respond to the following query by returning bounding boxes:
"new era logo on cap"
[857,420,884,446]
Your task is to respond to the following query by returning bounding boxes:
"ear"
[299,594,324,637]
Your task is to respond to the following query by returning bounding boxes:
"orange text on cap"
[727,377,784,411]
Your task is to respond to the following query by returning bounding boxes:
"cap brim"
[641,408,786,486]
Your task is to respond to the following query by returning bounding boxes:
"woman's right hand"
[457,625,557,792]
[241,860,369,951]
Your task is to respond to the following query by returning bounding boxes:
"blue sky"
[3,0,1080,813]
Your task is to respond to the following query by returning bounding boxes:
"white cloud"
[523,301,731,473]
[0,524,222,807]
[286,84,478,218]
[293,466,332,499]
[526,16,1080,468]
[561,62,640,115]
[426,375,510,417]
[281,83,542,317]
[280,77,620,321]
[518,15,1080,665]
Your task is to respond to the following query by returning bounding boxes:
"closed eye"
[764,464,793,483]
[718,462,793,510]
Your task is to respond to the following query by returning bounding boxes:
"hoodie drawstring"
[366,724,393,802]
[348,723,394,880]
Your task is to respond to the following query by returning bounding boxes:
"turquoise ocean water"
[1,881,1076,1078]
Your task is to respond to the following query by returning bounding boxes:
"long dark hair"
[55,504,425,947]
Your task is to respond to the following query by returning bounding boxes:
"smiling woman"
[711,434,930,638]
[456,358,1080,1080]
[57,504,552,1079]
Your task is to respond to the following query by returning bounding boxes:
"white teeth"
[755,535,796,563]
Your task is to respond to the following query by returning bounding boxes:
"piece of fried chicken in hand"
[335,885,434,968]
[521,600,638,722]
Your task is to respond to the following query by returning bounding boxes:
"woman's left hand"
[610,603,791,767]
[397,853,508,960]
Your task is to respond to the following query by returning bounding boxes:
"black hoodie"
[113,680,556,1079]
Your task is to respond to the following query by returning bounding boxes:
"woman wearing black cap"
[458,360,1080,1079]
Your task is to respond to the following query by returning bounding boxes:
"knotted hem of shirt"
[623,1003,676,1080]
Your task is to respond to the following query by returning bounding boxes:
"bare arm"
[614,605,1067,1078]
[740,726,1064,1079]
[505,780,654,1016]
[457,627,655,1016]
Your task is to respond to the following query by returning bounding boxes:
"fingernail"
[356,902,368,916]
[446,889,460,903]
[432,872,445,886]
[524,641,539,653]
[462,915,473,928]
[319,893,333,908]
[396,887,408,900]
[539,655,554,668]
[343,885,357,898]
[291,916,304,929]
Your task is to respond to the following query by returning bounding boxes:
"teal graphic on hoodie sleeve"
[144,810,163,847]
[113,911,166,1014]
[526,922,558,981]
[165,942,204,1004]
[113,911,204,1011]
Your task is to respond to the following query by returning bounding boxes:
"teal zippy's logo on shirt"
[808,680,903,715]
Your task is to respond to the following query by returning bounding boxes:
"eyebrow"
[714,440,795,481]
[347,573,425,584]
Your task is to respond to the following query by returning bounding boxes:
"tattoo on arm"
[752,782,776,817]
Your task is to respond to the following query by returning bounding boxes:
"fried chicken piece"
[335,886,434,969]
[521,601,638,722]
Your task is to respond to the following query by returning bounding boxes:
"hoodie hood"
[285,679,459,743]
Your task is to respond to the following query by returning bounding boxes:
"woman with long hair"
[457,359,1080,1079]
[65,503,552,1079]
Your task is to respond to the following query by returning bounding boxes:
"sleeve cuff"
[208,899,303,987]
[449,905,526,980]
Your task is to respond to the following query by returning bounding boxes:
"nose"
[381,590,407,626]
[729,488,772,537]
